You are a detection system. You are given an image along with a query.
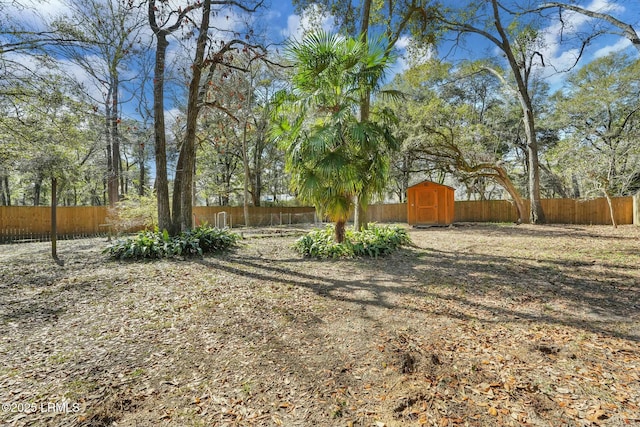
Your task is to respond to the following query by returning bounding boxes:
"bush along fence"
[0,196,636,242]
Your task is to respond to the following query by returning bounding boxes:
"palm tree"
[272,31,398,243]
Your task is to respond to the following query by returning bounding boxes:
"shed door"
[416,188,438,224]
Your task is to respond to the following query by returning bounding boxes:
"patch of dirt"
[0,223,639,426]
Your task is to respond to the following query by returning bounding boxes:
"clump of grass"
[294,223,411,258]
[104,225,240,260]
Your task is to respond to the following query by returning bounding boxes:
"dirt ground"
[0,223,639,427]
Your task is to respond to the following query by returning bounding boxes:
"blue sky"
[265,0,639,89]
[5,0,639,117]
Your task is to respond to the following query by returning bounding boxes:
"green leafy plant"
[106,193,158,234]
[294,224,411,258]
[184,225,241,254]
[103,225,240,260]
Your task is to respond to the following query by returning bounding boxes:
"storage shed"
[407,180,455,226]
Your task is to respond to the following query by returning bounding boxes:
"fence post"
[51,178,58,259]
[634,193,639,226]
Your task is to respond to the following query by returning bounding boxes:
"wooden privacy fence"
[454,196,634,225]
[0,196,635,242]
[361,203,408,223]
[0,206,318,242]
[0,206,108,242]
[360,197,634,225]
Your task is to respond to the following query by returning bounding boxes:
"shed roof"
[407,180,455,191]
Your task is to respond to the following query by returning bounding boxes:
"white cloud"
[36,0,67,16]
[165,108,182,125]
[536,0,630,86]
[2,0,70,32]
[281,4,335,41]
[395,36,411,50]
[584,0,623,14]
[592,37,632,58]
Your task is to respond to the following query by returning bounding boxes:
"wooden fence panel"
[571,197,633,225]
[365,203,407,223]
[538,197,633,225]
[452,197,632,225]
[57,206,108,235]
[541,199,576,224]
[0,206,109,241]
[455,200,519,223]
[576,199,600,224]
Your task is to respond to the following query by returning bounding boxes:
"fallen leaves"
[1,226,639,426]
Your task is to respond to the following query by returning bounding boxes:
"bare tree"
[53,0,147,206]
[148,0,264,233]
[435,0,548,223]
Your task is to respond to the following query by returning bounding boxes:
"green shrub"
[104,225,240,260]
[294,223,411,258]
[294,227,352,258]
[192,225,240,254]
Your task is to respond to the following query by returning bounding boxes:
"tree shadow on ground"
[0,239,130,328]
[452,222,639,241]
[199,235,639,343]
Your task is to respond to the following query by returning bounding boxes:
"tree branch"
[534,2,640,53]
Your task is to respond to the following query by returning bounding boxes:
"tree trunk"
[0,175,9,205]
[335,219,346,243]
[353,194,360,231]
[4,175,9,205]
[604,189,617,228]
[353,0,372,232]
[51,177,57,260]
[252,171,261,207]
[401,153,410,203]
[523,109,545,223]
[171,149,186,232]
[494,167,526,224]
[242,120,251,226]
[151,32,172,232]
[111,74,121,204]
[105,90,119,207]
[172,0,211,233]
[252,133,264,207]
[490,0,545,224]
[139,142,145,196]
[33,175,42,206]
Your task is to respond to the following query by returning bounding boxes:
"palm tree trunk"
[335,220,346,243]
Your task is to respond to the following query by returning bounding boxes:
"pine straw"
[0,224,638,427]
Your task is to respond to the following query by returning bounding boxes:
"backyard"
[0,223,638,426]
